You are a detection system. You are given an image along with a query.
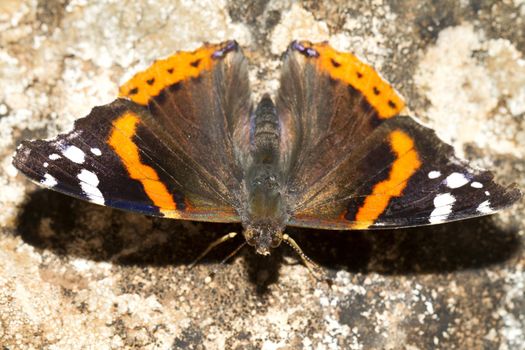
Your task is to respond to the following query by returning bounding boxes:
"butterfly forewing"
[286,116,521,229]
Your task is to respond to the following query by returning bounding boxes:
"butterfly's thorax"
[242,95,287,255]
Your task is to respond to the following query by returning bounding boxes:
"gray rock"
[0,1,523,349]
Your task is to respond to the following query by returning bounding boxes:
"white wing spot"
[62,145,85,164]
[485,191,490,196]
[429,193,456,224]
[445,172,469,189]
[43,162,49,168]
[477,200,493,214]
[41,173,57,187]
[90,147,102,156]
[77,169,105,205]
[428,171,441,179]
[471,181,483,189]
[49,153,61,160]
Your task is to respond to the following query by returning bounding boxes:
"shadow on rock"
[286,217,521,274]
[15,189,283,291]
[16,189,521,282]
[16,190,240,265]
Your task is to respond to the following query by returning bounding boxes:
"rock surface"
[1,1,524,349]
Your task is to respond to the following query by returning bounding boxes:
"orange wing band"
[352,130,421,229]
[119,44,220,106]
[295,41,405,119]
[108,112,180,218]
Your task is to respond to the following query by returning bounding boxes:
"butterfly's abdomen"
[251,94,280,164]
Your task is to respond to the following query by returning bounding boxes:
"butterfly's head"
[243,222,283,255]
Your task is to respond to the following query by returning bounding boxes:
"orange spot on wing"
[297,41,405,119]
[118,43,220,105]
[352,130,421,229]
[108,112,180,217]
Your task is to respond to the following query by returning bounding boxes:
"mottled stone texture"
[1,0,524,349]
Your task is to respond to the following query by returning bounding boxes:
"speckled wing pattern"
[279,41,521,229]
[13,41,250,222]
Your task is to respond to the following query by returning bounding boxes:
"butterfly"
[13,40,522,260]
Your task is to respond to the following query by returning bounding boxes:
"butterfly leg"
[189,232,238,269]
[282,234,328,283]
[201,242,248,283]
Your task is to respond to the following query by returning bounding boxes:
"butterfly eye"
[243,227,257,246]
[270,236,282,248]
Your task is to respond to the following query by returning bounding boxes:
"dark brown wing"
[14,41,252,222]
[277,41,404,211]
[277,41,521,230]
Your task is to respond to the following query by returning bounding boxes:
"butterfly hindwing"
[277,41,405,206]
[119,41,252,195]
[278,41,520,230]
[14,41,251,223]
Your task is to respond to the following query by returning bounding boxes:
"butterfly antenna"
[282,233,329,284]
[220,242,247,265]
[189,232,238,269]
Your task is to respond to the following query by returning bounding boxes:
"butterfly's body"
[243,95,287,254]
[13,40,521,258]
